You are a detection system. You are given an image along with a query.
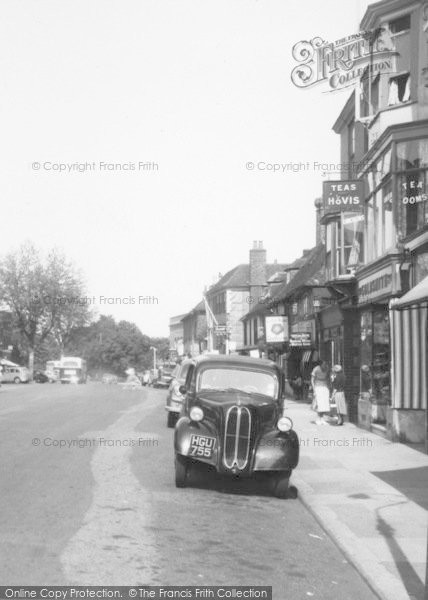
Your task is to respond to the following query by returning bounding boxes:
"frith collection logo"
[291,28,396,91]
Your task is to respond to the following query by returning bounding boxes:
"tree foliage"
[66,315,168,376]
[0,242,92,373]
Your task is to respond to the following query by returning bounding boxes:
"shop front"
[287,319,318,400]
[356,257,403,435]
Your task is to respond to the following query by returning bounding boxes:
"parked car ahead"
[165,360,191,428]
[34,370,49,383]
[153,364,176,389]
[1,365,29,384]
[174,354,299,498]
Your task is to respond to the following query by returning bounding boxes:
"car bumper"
[175,419,299,475]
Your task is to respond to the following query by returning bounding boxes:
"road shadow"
[185,461,297,499]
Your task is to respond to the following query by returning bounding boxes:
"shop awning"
[392,275,428,310]
[390,299,427,410]
[301,350,312,365]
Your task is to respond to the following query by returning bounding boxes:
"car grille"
[223,406,251,470]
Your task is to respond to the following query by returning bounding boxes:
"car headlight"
[277,416,293,432]
[189,406,204,422]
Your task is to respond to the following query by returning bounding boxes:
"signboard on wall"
[265,316,289,343]
[357,265,393,304]
[289,333,312,347]
[323,180,364,214]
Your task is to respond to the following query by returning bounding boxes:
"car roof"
[188,354,280,370]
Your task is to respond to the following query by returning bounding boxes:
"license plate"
[189,434,216,458]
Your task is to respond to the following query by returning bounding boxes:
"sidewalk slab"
[285,400,428,600]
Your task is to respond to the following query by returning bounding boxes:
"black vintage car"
[174,354,299,498]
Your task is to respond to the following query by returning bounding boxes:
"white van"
[1,365,29,384]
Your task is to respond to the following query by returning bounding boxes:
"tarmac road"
[0,383,379,599]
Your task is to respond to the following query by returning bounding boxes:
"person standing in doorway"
[311,360,330,425]
[331,364,347,426]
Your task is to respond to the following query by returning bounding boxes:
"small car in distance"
[153,363,176,389]
[174,355,299,498]
[34,370,49,383]
[165,360,191,428]
[1,365,30,384]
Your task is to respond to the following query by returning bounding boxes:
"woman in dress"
[311,360,330,425]
[331,364,347,426]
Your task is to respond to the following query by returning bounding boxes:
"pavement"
[284,399,428,600]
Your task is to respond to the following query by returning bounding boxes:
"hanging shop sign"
[322,180,364,214]
[289,333,312,347]
[357,265,393,304]
[290,28,396,92]
[265,316,289,343]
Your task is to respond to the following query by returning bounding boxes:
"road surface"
[0,383,379,599]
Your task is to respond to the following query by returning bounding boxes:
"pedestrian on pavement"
[331,364,347,426]
[311,360,330,425]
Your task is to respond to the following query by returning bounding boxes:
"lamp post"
[150,346,157,370]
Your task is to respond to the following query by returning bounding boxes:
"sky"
[0,0,373,337]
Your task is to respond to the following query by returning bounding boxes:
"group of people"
[310,360,347,426]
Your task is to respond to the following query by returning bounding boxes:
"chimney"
[249,240,267,301]
[314,198,325,245]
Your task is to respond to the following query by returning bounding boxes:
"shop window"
[398,171,428,236]
[326,215,363,278]
[396,139,428,170]
[364,146,396,260]
[388,73,410,105]
[359,310,390,411]
[396,139,428,238]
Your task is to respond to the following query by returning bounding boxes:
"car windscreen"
[197,367,278,398]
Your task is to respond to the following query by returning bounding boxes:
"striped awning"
[301,350,312,366]
[392,275,428,310]
[390,299,427,410]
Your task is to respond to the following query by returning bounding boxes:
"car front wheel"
[14,377,21,384]
[175,454,189,488]
[272,471,294,499]
[167,412,176,428]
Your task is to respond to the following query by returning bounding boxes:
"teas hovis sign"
[323,180,364,214]
[291,28,396,92]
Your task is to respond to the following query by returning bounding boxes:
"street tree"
[0,242,91,375]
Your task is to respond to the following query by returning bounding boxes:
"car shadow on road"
[185,461,295,499]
